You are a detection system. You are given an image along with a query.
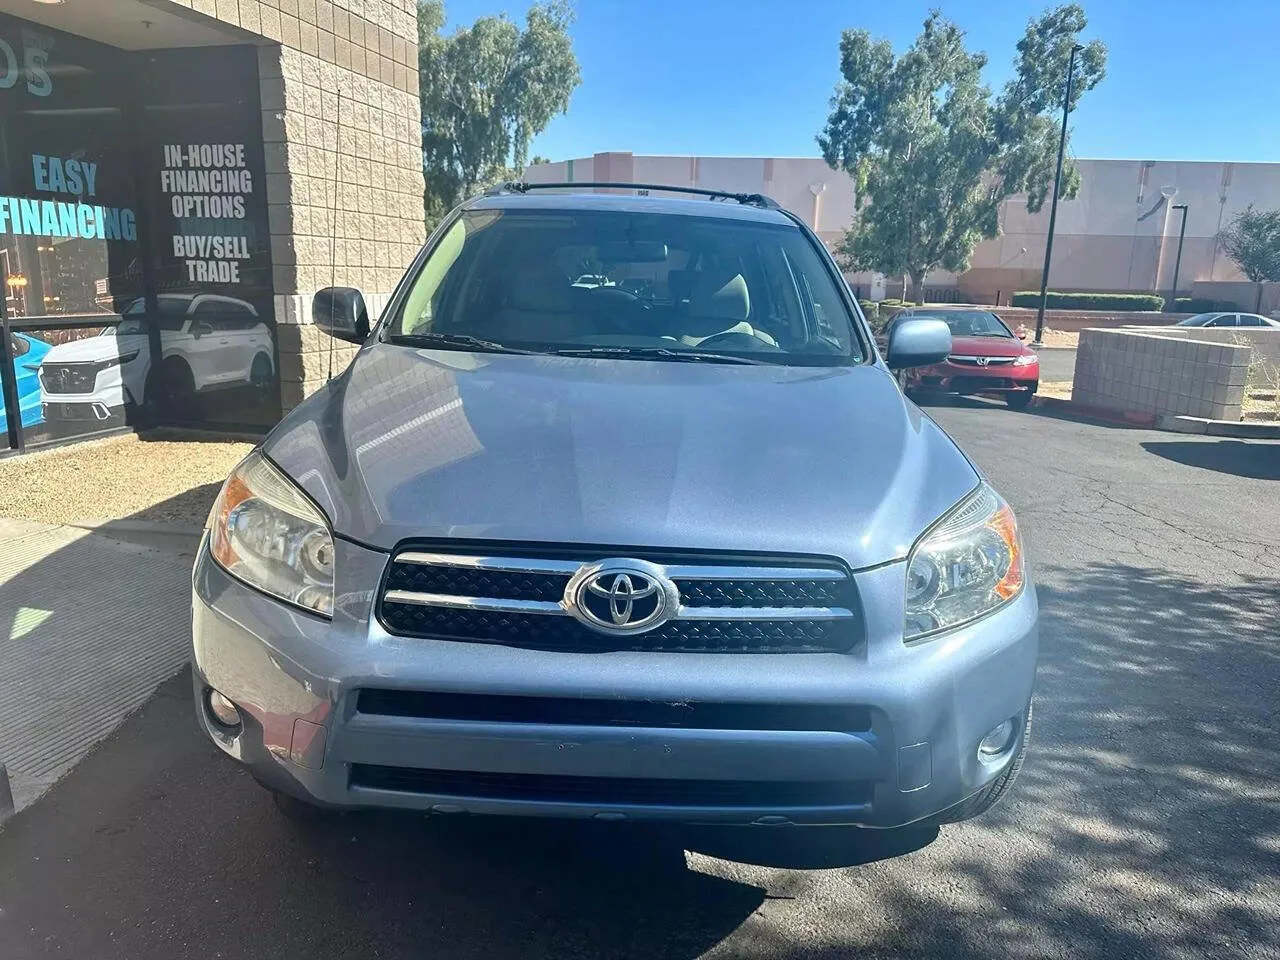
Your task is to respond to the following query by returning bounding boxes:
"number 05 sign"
[0,27,54,98]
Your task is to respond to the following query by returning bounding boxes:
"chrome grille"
[948,355,1016,367]
[378,549,859,653]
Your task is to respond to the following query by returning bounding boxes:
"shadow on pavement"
[0,671,935,960]
[0,488,936,960]
[1142,439,1280,480]
[759,561,1280,959]
[912,392,1173,434]
[114,480,222,527]
[1,486,1278,958]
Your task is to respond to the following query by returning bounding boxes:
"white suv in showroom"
[39,294,275,424]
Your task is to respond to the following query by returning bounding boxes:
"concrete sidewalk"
[0,518,198,815]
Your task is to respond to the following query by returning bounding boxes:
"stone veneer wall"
[163,0,426,410]
[1073,328,1250,421]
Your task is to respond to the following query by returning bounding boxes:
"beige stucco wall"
[524,152,858,256]
[527,153,1280,306]
[161,0,426,409]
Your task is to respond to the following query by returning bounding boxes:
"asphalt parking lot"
[1,402,1277,960]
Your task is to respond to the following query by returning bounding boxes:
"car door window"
[10,335,30,359]
[1237,315,1264,327]
[1208,314,1237,327]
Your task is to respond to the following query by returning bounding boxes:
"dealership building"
[0,0,425,453]
[525,152,1280,308]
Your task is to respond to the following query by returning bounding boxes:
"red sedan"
[889,308,1039,409]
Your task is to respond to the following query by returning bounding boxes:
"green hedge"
[1010,291,1165,312]
[1173,297,1240,313]
[858,299,879,320]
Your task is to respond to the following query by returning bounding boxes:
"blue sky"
[441,0,1280,164]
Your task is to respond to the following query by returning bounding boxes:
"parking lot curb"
[1153,415,1280,438]
[1030,398,1280,437]
[65,518,205,539]
[0,763,13,825]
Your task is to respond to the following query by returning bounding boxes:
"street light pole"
[1168,203,1189,311]
[1033,44,1084,346]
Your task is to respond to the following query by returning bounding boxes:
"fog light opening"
[977,717,1017,762]
[206,689,243,730]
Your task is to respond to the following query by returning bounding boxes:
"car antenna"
[327,89,342,382]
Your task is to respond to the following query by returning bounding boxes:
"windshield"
[906,311,1013,338]
[388,208,861,364]
[113,298,192,334]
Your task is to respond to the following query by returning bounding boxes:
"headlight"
[904,484,1024,641]
[1012,353,1037,366]
[208,451,335,617]
[99,350,141,371]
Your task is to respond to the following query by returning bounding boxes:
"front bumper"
[41,362,145,420]
[909,360,1038,394]
[191,538,1038,827]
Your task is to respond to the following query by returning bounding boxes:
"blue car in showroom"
[2,332,51,435]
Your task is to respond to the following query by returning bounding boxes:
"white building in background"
[525,152,1280,305]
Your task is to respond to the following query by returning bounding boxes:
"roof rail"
[486,181,781,210]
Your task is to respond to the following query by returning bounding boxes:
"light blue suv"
[2,332,51,435]
[192,184,1037,830]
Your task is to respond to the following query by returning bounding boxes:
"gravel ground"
[1038,381,1073,400]
[1037,329,1078,348]
[0,434,254,528]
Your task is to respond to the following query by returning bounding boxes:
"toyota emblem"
[565,559,678,635]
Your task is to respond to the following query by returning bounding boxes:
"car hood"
[948,335,1030,358]
[42,334,149,363]
[265,347,980,569]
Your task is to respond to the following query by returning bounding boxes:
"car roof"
[464,190,797,226]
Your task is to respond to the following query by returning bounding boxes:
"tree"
[418,1,580,224]
[818,5,1106,302]
[1219,205,1280,282]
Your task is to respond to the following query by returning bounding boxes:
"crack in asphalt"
[1082,479,1278,566]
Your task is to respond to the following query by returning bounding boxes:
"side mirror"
[886,318,951,370]
[313,286,370,344]
[191,319,213,339]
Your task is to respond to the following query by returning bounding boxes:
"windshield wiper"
[549,346,773,365]
[385,332,545,355]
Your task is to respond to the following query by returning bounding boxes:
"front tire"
[1005,388,1036,410]
[249,353,274,394]
[934,702,1032,824]
[270,787,338,823]
[148,358,197,422]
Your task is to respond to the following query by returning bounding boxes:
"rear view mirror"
[313,287,370,344]
[597,240,668,263]
[886,318,952,370]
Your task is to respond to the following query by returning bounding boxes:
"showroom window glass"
[0,14,143,448]
[1,14,278,450]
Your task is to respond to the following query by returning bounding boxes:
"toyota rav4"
[192,184,1038,832]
